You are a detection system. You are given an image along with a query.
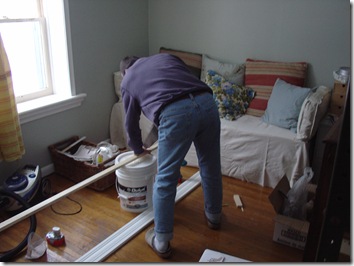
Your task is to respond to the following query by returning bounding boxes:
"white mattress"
[184,115,309,188]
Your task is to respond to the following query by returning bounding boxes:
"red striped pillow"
[245,58,307,117]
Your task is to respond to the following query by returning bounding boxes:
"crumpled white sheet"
[184,115,309,188]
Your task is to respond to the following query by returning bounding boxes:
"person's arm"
[122,91,145,155]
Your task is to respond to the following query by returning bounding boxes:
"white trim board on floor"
[76,171,202,262]
[0,143,158,232]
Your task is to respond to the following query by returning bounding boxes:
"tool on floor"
[46,226,66,247]
[1,165,42,211]
[233,194,244,212]
[0,165,42,261]
[0,141,158,232]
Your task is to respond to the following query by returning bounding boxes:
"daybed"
[110,47,331,189]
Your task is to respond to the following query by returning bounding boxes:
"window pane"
[0,0,40,19]
[0,20,47,97]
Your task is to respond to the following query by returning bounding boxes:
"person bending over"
[120,53,222,259]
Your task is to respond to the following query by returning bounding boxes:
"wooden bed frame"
[159,47,202,78]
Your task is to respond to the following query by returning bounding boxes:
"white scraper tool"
[233,194,244,212]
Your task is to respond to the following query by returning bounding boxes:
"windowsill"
[17,93,87,124]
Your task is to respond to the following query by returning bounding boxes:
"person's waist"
[157,90,210,123]
[172,90,209,102]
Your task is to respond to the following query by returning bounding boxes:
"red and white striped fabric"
[245,58,308,117]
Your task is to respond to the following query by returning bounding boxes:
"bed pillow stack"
[200,53,330,140]
[244,58,308,117]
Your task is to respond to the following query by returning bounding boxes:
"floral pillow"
[206,70,255,121]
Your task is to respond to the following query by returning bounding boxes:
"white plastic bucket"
[115,151,157,213]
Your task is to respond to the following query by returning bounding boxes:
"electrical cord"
[0,187,37,262]
[41,177,83,215]
[50,196,82,215]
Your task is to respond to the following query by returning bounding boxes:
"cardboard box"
[268,176,315,250]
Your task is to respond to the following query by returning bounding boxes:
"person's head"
[120,56,140,77]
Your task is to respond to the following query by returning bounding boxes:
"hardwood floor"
[1,166,304,262]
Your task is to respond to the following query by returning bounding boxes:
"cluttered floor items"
[57,136,120,166]
[268,167,317,250]
[48,136,125,191]
[1,135,318,262]
[0,139,159,262]
[1,166,306,262]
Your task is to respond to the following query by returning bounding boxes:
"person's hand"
[135,148,151,157]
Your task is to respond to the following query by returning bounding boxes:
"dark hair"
[120,56,140,76]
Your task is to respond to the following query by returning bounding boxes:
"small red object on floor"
[46,226,66,247]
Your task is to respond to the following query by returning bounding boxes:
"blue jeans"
[154,92,222,243]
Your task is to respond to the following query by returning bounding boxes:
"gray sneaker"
[145,227,172,259]
[204,213,221,230]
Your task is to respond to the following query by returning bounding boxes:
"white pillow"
[114,71,123,98]
[201,54,244,85]
[296,86,332,141]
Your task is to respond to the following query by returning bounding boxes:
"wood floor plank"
[1,166,303,262]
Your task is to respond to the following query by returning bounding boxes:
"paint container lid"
[115,151,157,177]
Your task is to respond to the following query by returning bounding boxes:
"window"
[0,0,51,103]
[0,0,86,124]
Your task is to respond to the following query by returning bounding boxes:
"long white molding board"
[76,171,202,262]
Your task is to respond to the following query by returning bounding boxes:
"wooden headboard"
[159,47,202,78]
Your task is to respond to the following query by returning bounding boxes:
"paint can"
[115,151,157,213]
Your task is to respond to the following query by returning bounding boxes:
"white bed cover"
[184,115,309,188]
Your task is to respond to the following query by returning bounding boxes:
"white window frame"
[7,0,86,124]
[0,16,53,103]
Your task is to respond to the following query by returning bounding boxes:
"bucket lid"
[115,151,156,173]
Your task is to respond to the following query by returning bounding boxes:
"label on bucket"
[118,183,148,210]
[115,151,156,213]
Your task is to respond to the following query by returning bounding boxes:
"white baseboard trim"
[41,163,55,177]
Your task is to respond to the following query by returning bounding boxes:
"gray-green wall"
[0,0,350,181]
[149,0,351,88]
[1,0,149,179]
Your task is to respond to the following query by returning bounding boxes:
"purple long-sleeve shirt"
[120,53,212,154]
